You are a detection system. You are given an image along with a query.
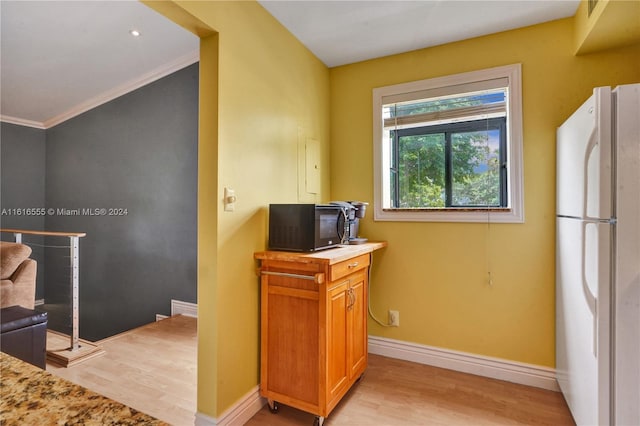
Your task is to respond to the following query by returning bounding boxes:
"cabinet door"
[347,270,367,380]
[261,274,320,407]
[326,280,349,404]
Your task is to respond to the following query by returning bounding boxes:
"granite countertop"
[0,352,167,425]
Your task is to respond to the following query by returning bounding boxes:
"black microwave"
[268,204,346,252]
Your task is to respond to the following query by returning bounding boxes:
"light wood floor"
[46,315,197,426]
[47,316,575,426]
[248,355,575,425]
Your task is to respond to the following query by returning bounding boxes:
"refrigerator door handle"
[582,127,598,220]
[580,127,600,358]
[581,220,598,357]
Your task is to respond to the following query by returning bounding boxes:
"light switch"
[224,187,236,212]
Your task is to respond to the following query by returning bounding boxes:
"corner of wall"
[574,0,640,55]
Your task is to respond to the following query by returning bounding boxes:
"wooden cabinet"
[255,243,386,425]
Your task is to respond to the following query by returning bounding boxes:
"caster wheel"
[267,399,279,414]
[313,416,325,426]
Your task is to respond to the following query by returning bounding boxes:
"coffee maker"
[331,201,369,244]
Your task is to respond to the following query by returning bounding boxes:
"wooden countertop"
[0,352,167,425]
[255,241,387,265]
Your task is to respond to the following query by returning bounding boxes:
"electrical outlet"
[389,310,399,327]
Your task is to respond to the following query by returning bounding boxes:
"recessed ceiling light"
[130,29,141,37]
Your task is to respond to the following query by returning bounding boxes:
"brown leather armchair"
[0,242,37,309]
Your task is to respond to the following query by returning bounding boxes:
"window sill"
[375,207,523,223]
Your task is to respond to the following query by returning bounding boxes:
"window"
[373,64,524,223]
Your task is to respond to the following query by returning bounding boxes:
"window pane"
[373,64,524,222]
[391,90,505,118]
[451,129,501,206]
[389,131,397,207]
[398,134,445,207]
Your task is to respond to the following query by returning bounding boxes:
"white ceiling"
[1,0,580,129]
[259,0,581,67]
[0,1,199,129]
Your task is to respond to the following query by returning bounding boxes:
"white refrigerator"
[556,84,640,426]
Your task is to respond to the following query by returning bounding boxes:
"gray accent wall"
[0,122,47,299]
[2,63,198,341]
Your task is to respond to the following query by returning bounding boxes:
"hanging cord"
[367,252,392,327]
[486,209,493,286]
[484,119,494,287]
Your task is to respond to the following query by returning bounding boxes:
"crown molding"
[43,50,199,129]
[0,115,46,130]
[1,50,199,130]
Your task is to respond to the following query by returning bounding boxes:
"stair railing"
[1,228,86,352]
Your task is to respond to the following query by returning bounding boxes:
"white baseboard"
[193,337,558,426]
[35,299,45,306]
[171,299,197,318]
[195,386,265,426]
[368,335,559,392]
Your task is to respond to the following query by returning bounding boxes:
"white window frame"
[372,64,525,223]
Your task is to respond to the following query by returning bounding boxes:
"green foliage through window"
[391,118,506,208]
[374,64,524,222]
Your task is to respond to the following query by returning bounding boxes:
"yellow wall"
[145,0,331,419]
[574,0,640,54]
[147,0,640,419]
[330,18,640,367]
